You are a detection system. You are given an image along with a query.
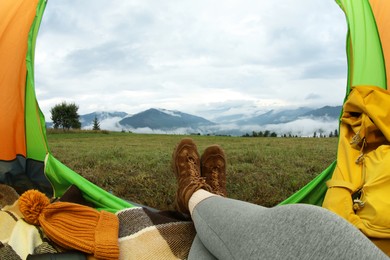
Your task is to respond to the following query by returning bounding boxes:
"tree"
[92,116,100,130]
[318,129,324,138]
[334,129,339,137]
[50,101,81,130]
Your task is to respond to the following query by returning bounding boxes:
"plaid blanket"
[117,207,196,260]
[0,201,61,260]
[1,184,195,259]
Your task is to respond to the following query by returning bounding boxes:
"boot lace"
[210,167,221,191]
[184,154,207,186]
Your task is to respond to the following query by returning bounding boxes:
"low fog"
[83,117,338,137]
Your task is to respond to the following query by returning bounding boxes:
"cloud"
[262,118,338,137]
[304,93,322,101]
[82,117,124,131]
[34,0,348,121]
[208,118,338,137]
[64,41,149,75]
[301,59,347,79]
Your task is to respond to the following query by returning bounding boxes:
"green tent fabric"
[1,0,389,212]
[45,154,132,212]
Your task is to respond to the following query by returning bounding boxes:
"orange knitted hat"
[19,190,119,260]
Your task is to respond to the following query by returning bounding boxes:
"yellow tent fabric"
[322,86,390,253]
[323,86,390,229]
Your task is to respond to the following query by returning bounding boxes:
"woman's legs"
[188,235,217,260]
[189,190,387,260]
[171,138,387,259]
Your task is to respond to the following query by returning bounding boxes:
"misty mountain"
[233,106,342,125]
[236,107,313,125]
[50,105,342,136]
[119,108,214,130]
[301,105,342,119]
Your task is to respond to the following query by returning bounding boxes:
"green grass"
[47,130,338,211]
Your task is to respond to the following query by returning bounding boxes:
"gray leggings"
[188,196,388,260]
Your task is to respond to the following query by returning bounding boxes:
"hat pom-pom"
[19,189,50,225]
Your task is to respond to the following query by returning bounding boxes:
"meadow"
[47,131,338,211]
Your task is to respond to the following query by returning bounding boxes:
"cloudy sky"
[35,0,348,121]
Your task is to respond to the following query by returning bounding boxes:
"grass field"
[47,131,338,211]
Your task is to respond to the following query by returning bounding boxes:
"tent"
[0,0,132,212]
[0,0,389,211]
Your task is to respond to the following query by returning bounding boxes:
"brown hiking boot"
[172,138,212,214]
[201,145,227,197]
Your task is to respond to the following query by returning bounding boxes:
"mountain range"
[78,106,342,137]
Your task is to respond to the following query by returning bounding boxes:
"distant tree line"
[281,134,299,138]
[242,129,340,138]
[313,129,338,138]
[242,130,277,138]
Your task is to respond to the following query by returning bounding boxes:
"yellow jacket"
[322,86,390,254]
